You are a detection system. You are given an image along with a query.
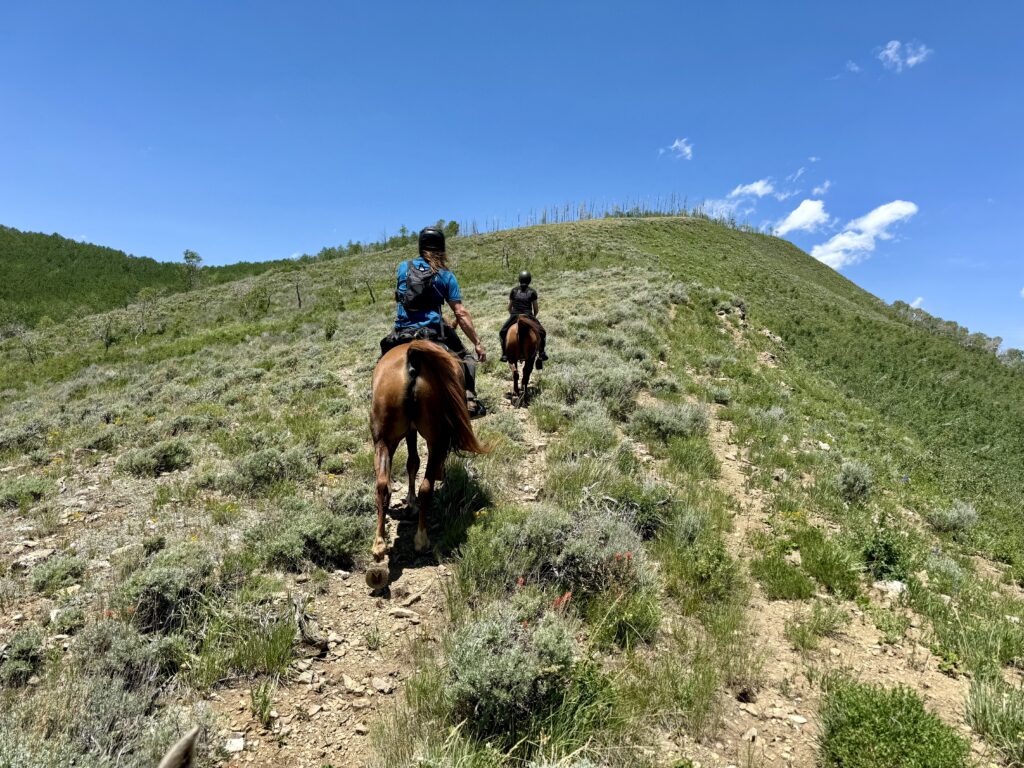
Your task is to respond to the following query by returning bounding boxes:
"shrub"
[819,679,969,768]
[0,626,44,687]
[30,554,86,596]
[222,447,310,493]
[629,403,709,444]
[74,619,185,687]
[117,543,215,632]
[750,551,815,600]
[464,505,652,603]
[709,385,731,405]
[966,679,1024,767]
[862,523,918,581]
[52,607,86,635]
[793,527,860,599]
[445,607,575,741]
[0,475,50,510]
[838,460,872,503]
[117,439,192,477]
[248,499,371,571]
[926,500,978,535]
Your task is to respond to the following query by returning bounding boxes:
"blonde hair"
[421,249,447,272]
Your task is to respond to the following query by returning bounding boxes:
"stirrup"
[499,354,508,362]
[467,395,487,419]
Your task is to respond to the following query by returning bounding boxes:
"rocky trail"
[208,385,549,767]
[677,398,1000,767]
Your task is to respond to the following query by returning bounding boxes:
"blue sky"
[1,2,1022,345]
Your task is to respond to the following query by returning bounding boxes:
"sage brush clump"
[117,543,215,632]
[445,607,575,741]
[926,500,978,534]
[0,626,44,687]
[117,439,192,477]
[838,460,872,503]
[629,402,709,443]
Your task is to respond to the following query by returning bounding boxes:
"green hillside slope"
[1,216,1021,766]
[0,225,296,325]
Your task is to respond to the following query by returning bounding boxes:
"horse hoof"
[365,564,390,591]
[414,530,430,554]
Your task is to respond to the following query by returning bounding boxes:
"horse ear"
[158,726,200,768]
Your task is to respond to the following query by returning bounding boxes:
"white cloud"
[904,42,932,67]
[812,180,832,195]
[662,137,693,160]
[774,190,798,201]
[845,60,861,73]
[1020,286,1024,299]
[910,296,924,309]
[729,179,774,198]
[810,200,919,269]
[786,166,806,182]
[776,199,830,236]
[808,156,820,163]
[698,198,741,219]
[878,40,933,72]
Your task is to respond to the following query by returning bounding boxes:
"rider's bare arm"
[450,301,487,361]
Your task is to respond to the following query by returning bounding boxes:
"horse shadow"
[381,461,492,590]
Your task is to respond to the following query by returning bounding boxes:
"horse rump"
[405,340,487,455]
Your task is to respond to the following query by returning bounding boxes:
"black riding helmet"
[418,226,446,253]
[518,270,532,286]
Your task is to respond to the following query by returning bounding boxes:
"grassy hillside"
[1,216,1021,766]
[0,225,298,325]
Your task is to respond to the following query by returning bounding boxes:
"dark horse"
[367,340,486,589]
[505,315,541,405]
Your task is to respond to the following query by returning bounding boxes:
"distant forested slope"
[0,226,292,325]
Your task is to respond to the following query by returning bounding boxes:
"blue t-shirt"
[394,256,462,329]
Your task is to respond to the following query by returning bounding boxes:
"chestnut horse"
[367,340,486,589]
[506,315,541,405]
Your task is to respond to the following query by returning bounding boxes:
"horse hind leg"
[414,450,446,554]
[522,357,535,404]
[405,431,419,510]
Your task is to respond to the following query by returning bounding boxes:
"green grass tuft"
[819,678,969,768]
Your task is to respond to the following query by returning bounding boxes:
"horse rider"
[379,226,487,417]
[498,270,548,368]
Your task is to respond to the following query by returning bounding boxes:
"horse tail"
[518,316,540,352]
[405,341,487,454]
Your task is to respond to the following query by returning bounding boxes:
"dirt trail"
[210,473,451,767]
[210,380,549,767]
[682,402,998,767]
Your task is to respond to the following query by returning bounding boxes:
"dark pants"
[379,324,477,394]
[499,314,546,354]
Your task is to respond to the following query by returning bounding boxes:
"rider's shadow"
[383,461,492,588]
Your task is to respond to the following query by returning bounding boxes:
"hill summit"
[0,216,1021,767]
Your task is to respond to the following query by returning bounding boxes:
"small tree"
[131,287,163,341]
[183,250,202,290]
